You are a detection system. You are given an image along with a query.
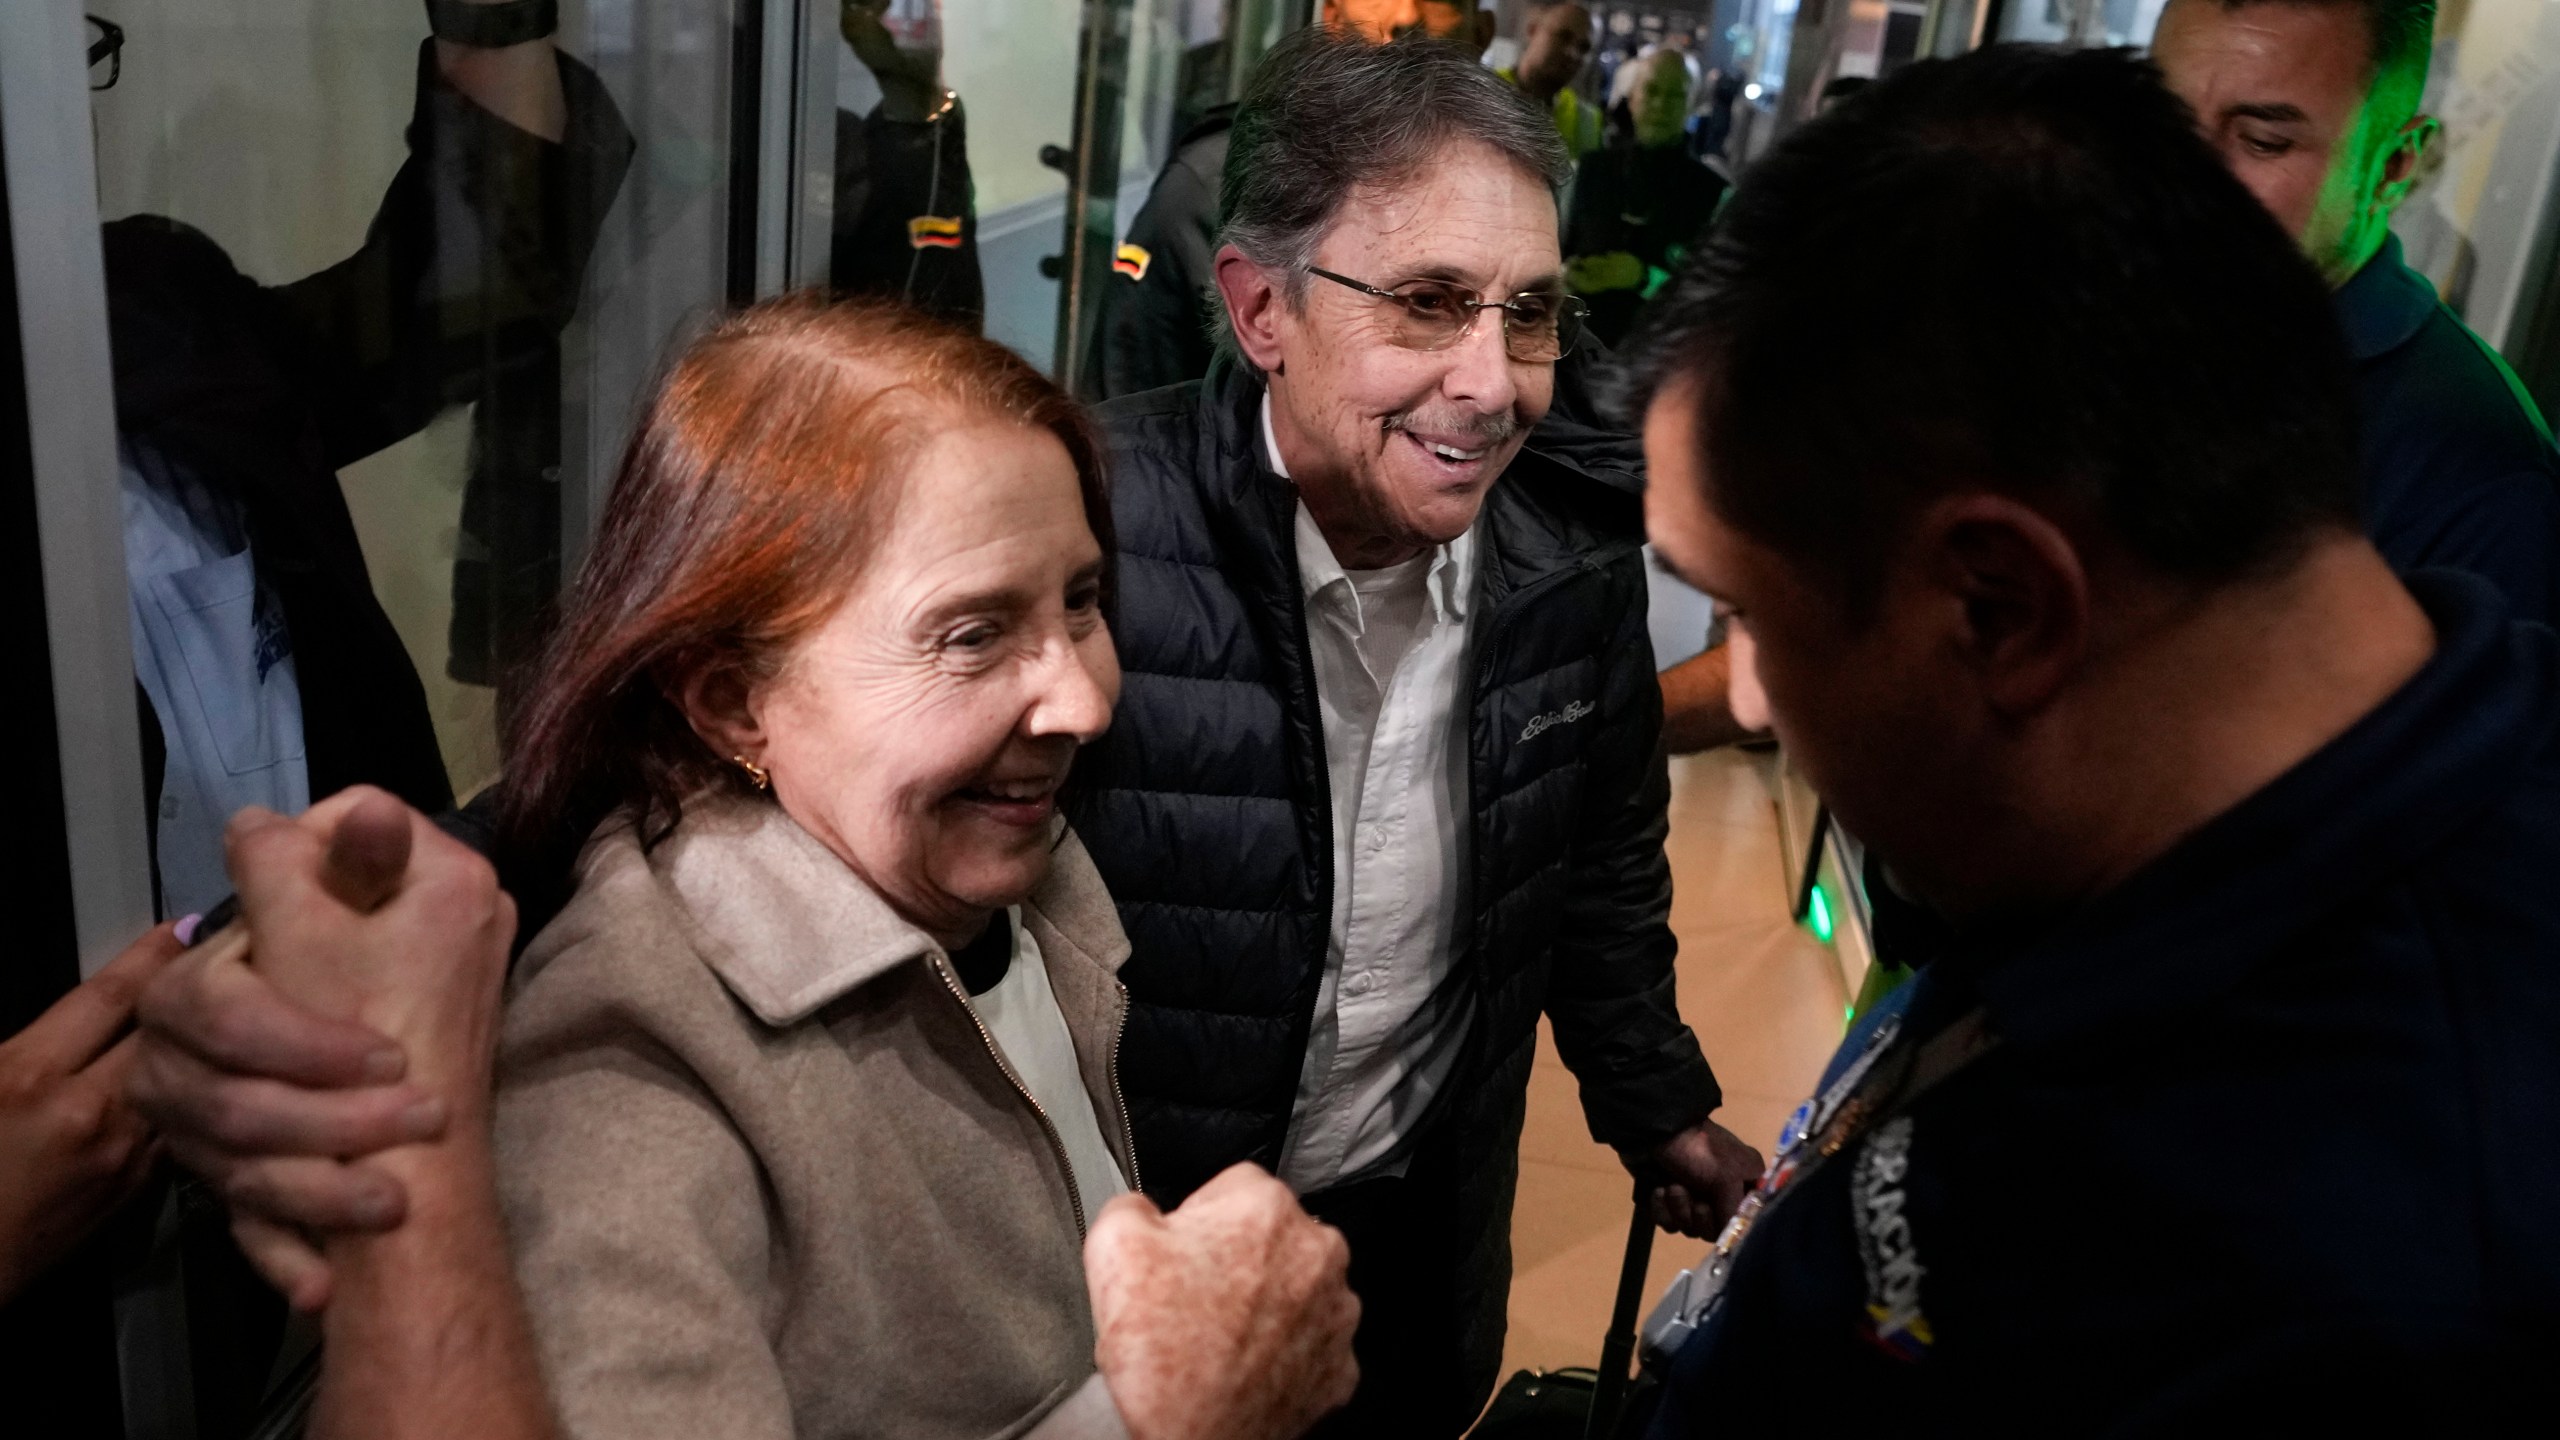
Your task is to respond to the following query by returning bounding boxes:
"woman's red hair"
[498,295,1110,882]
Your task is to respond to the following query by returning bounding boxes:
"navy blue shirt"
[1648,571,2560,1433]
[2342,235,2560,626]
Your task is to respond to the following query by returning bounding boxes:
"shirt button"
[1363,825,1387,852]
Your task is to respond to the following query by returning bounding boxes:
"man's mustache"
[1384,407,1523,447]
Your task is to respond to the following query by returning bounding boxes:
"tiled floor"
[1497,747,1852,1378]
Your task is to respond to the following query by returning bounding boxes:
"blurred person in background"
[1499,2,1604,162]
[1083,0,1488,402]
[1566,46,1728,349]
[831,0,982,329]
[41,6,629,1431]
[1692,69,1746,162]
[98,2,632,924]
[2154,0,2560,623]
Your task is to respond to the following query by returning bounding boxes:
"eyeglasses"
[1306,266,1589,363]
[87,16,123,91]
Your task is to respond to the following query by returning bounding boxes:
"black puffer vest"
[1073,362,1721,1211]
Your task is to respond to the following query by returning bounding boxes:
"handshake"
[115,789,1359,1440]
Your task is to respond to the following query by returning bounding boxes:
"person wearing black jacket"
[2152,0,2560,625]
[1082,0,1488,401]
[88,27,627,1433]
[1072,34,1755,1435]
[1564,48,1726,349]
[1630,47,2559,1433]
[831,0,983,328]
[103,19,632,923]
[1081,101,1232,400]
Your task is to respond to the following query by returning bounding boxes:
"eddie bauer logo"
[1519,699,1596,742]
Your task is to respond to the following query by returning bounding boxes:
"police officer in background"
[1084,0,1484,401]
[1629,46,2559,1433]
[832,0,982,328]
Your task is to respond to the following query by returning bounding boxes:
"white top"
[1262,397,1478,1192]
[968,907,1130,1217]
[121,440,310,919]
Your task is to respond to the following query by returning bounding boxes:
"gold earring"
[731,754,770,792]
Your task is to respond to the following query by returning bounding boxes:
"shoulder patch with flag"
[1113,242,1152,281]
[907,214,964,250]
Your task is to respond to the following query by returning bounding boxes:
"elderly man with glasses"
[1073,29,1758,1436]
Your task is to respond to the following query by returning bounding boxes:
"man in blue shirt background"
[1625,44,2560,1432]
[2155,0,2560,624]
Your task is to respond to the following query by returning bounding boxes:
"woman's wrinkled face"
[749,420,1118,943]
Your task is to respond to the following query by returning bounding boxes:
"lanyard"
[1642,993,1998,1362]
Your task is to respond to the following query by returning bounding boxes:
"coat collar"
[2334,233,2438,362]
[645,795,1130,1028]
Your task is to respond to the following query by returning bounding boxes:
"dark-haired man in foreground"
[1629,44,2560,1432]
[2153,0,2560,622]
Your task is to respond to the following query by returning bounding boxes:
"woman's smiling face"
[737,418,1119,944]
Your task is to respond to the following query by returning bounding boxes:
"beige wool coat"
[492,794,1140,1440]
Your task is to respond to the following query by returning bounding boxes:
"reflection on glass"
[2396,0,2560,380]
[90,5,635,922]
[833,0,983,327]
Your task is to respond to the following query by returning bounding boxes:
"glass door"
[820,0,1306,380]
[1,4,159,1431]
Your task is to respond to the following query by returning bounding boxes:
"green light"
[1807,884,1836,944]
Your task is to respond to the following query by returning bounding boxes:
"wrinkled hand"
[1085,1164,1359,1440]
[0,923,184,1302]
[128,787,516,1309]
[1638,1118,1764,1239]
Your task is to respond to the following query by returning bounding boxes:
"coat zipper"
[1107,980,1143,1197]
[931,955,1089,1237]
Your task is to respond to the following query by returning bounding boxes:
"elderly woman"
[486,297,1142,1438]
[120,297,1358,1440]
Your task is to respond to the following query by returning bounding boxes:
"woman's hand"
[0,924,183,1302]
[1085,1164,1360,1440]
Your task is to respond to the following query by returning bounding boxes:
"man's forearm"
[1660,647,1752,754]
[312,1132,554,1440]
[435,4,567,143]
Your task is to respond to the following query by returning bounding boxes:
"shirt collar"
[1268,394,1477,627]
[2333,232,2438,361]
[1937,571,2556,1052]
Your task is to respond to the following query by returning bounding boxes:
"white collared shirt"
[1263,397,1478,1192]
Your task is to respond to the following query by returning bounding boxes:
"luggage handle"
[1587,1179,1656,1440]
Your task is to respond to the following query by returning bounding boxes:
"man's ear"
[1212,244,1289,374]
[2376,113,2440,210]
[675,664,767,769]
[1915,493,2090,716]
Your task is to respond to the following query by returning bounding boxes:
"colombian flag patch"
[1112,242,1152,281]
[907,214,964,250]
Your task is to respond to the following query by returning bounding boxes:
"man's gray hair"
[1218,28,1571,315]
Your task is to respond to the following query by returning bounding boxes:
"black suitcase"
[1474,1184,1661,1440]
